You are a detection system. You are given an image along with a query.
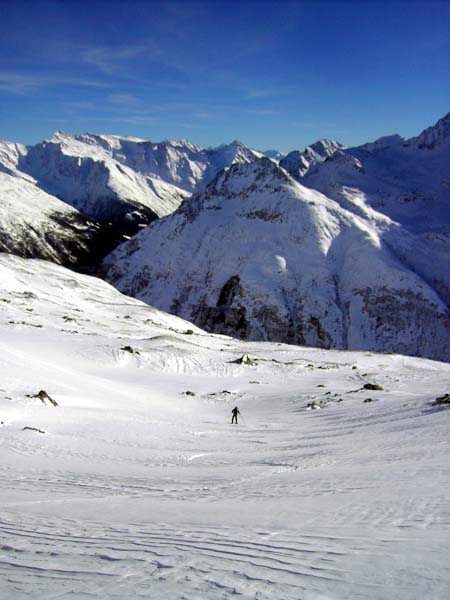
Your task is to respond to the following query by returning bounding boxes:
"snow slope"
[0,133,260,251]
[302,113,450,236]
[0,142,101,266]
[103,157,450,362]
[21,132,189,224]
[1,254,450,599]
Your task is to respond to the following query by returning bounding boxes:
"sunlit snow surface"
[1,255,449,599]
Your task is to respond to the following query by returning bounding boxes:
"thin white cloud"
[0,72,110,95]
[82,45,148,74]
[0,72,45,94]
[107,93,139,105]
[245,89,277,100]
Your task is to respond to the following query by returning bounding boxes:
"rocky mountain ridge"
[1,113,448,360]
[103,155,450,361]
[0,133,261,267]
[280,139,345,178]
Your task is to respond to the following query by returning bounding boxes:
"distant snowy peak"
[210,156,292,195]
[307,138,345,158]
[278,151,310,178]
[301,111,450,236]
[356,134,404,154]
[18,135,189,226]
[208,140,262,164]
[40,133,260,194]
[280,138,345,178]
[406,111,450,150]
[260,149,286,162]
[178,157,296,224]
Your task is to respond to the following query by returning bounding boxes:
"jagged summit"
[180,157,300,222]
[211,156,294,191]
[280,138,345,178]
[406,111,450,150]
[40,133,260,192]
[302,112,450,235]
[308,138,344,156]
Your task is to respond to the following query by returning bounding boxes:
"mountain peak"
[407,111,450,150]
[308,139,344,155]
[213,156,292,191]
[279,138,343,179]
[260,149,286,161]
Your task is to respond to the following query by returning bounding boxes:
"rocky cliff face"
[103,157,450,362]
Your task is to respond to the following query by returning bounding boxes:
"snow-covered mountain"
[0,171,101,266]
[302,113,450,235]
[280,139,345,178]
[0,141,102,266]
[103,157,450,362]
[2,253,450,599]
[24,132,261,196]
[0,133,261,263]
[21,132,189,226]
[260,149,286,162]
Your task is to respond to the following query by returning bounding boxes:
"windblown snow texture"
[1,254,450,599]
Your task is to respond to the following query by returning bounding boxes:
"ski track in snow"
[2,393,449,600]
[1,256,450,599]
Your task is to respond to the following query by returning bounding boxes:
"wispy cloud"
[0,72,45,95]
[107,93,139,105]
[64,78,111,89]
[244,88,277,100]
[82,45,148,74]
[82,114,201,130]
[0,72,110,96]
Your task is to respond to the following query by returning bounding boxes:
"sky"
[0,0,449,151]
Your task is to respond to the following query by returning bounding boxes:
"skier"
[231,406,240,425]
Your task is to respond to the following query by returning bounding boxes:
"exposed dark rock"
[236,354,255,366]
[22,426,45,434]
[121,345,140,354]
[26,390,58,407]
[431,393,450,406]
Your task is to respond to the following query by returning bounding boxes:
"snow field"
[1,255,450,599]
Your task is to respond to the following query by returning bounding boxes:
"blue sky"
[0,0,448,150]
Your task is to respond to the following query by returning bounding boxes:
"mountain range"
[0,134,259,267]
[1,112,449,360]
